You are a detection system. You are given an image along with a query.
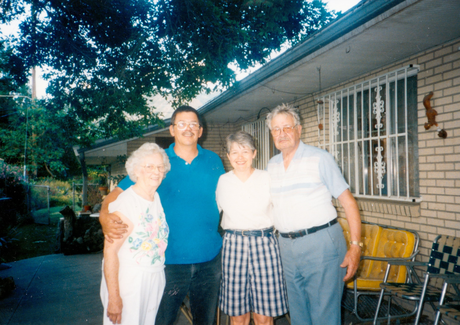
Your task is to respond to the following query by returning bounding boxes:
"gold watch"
[350,241,363,248]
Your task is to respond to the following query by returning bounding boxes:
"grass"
[31,206,65,225]
[1,206,68,263]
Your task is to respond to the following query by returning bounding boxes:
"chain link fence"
[72,183,104,213]
[28,184,51,225]
[23,181,105,225]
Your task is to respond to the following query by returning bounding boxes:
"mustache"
[182,131,194,136]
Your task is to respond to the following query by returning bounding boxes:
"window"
[318,65,420,201]
[242,118,277,170]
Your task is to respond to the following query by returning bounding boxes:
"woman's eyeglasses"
[142,164,165,173]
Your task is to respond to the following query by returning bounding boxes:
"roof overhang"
[73,121,170,165]
[199,0,460,123]
[76,0,460,164]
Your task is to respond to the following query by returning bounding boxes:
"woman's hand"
[103,211,133,325]
[107,295,123,324]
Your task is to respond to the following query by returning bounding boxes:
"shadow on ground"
[0,253,431,325]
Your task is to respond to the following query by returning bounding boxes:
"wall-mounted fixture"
[423,91,447,138]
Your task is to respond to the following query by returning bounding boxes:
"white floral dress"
[101,187,169,325]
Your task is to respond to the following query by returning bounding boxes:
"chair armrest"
[430,273,460,284]
[375,259,426,267]
[361,250,421,264]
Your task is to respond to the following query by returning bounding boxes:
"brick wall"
[115,123,235,183]
[416,38,460,256]
[127,135,155,157]
[201,123,237,171]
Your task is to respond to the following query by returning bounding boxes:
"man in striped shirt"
[266,103,362,325]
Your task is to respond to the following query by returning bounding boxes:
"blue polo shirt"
[117,143,224,264]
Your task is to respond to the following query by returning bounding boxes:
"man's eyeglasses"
[142,164,165,173]
[173,121,201,130]
[271,125,297,136]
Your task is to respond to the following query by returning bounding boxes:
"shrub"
[0,162,27,229]
[87,185,103,208]
[50,195,72,207]
[0,226,20,263]
[29,178,73,210]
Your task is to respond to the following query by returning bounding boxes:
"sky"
[325,0,361,13]
[0,0,361,107]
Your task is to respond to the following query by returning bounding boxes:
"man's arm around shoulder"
[99,187,128,243]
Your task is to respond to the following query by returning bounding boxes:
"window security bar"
[318,65,420,202]
[242,118,271,170]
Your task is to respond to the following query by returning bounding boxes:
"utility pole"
[30,0,38,179]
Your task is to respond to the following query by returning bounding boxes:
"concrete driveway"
[0,253,366,325]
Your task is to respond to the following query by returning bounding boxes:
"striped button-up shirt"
[267,141,349,233]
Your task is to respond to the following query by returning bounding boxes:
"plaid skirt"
[219,231,289,317]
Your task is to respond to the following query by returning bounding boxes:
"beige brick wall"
[127,134,157,155]
[201,123,237,171]
[292,37,460,261]
[202,117,271,171]
[116,123,235,182]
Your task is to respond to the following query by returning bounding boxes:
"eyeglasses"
[271,125,297,136]
[142,164,165,173]
[173,121,201,130]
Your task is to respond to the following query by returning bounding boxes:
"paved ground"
[0,252,375,325]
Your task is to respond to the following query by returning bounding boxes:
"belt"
[226,227,274,237]
[279,218,338,239]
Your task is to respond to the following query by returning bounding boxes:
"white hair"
[125,143,170,182]
[265,103,301,129]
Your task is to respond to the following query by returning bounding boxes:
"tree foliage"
[6,0,335,141]
[1,0,335,177]
[0,100,77,177]
[0,39,28,166]
[0,95,80,178]
[0,39,79,178]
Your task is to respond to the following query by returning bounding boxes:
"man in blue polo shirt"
[99,106,224,325]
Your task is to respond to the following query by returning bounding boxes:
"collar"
[166,143,203,159]
[294,140,306,159]
[276,140,305,162]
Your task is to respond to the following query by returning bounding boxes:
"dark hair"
[170,105,202,126]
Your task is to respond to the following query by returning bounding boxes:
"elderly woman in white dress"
[100,143,170,325]
[217,131,288,325]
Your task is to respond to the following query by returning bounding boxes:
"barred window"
[242,117,277,170]
[318,65,420,201]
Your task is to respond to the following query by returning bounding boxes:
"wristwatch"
[350,241,363,248]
